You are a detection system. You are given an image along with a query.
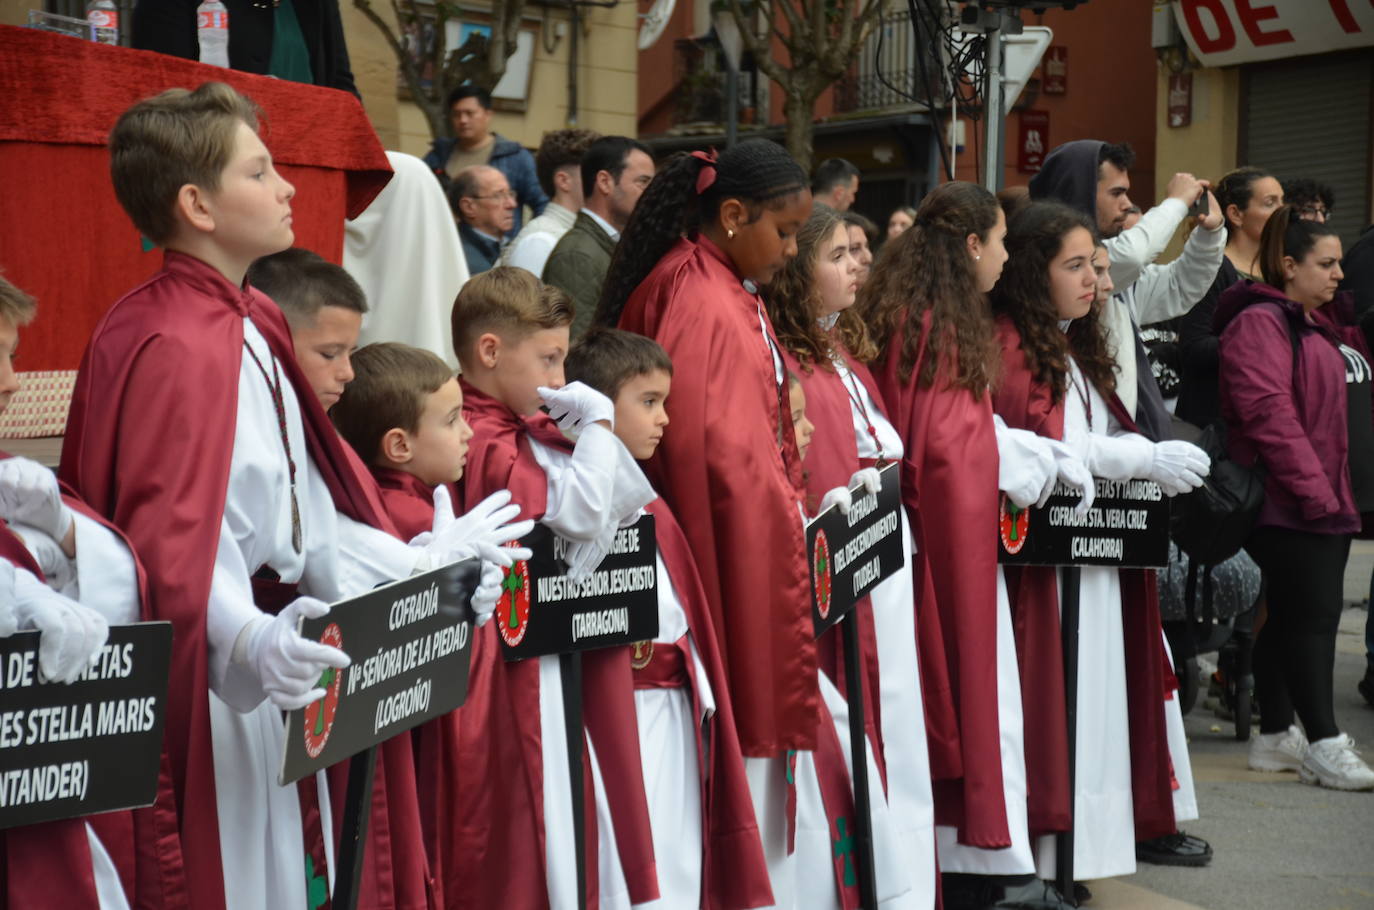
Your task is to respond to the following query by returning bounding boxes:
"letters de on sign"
[1172,0,1374,67]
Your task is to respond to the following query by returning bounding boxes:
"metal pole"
[981,17,1004,193]
[841,617,879,909]
[561,652,588,910]
[1056,565,1082,904]
[331,746,378,910]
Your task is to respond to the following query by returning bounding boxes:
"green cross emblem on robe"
[833,816,856,887]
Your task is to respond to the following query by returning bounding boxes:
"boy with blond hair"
[59,82,528,910]
[441,266,657,909]
[564,328,773,910]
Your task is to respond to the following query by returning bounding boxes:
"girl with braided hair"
[990,201,1210,883]
[766,208,936,909]
[598,140,821,907]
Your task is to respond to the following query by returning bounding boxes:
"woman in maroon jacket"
[1216,205,1374,791]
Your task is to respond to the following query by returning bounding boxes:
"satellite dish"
[638,0,676,50]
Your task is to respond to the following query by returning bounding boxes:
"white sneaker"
[1248,725,1307,772]
[1300,734,1374,791]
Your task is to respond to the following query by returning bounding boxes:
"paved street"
[1098,543,1374,910]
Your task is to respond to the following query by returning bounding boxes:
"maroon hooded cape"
[990,317,1177,842]
[869,309,1010,849]
[58,252,431,910]
[434,379,658,908]
[617,234,819,757]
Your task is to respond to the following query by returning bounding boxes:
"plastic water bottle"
[85,0,119,45]
[197,0,230,68]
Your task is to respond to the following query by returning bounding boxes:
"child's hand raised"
[538,382,615,434]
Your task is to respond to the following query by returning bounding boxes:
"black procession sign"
[496,515,660,660]
[0,622,171,830]
[805,463,905,637]
[997,478,1170,568]
[280,560,480,785]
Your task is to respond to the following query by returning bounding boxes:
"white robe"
[207,319,422,910]
[1161,635,1199,822]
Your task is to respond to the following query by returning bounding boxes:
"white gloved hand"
[13,570,108,683]
[848,467,882,497]
[1148,440,1211,497]
[246,596,351,711]
[414,486,534,566]
[538,382,616,434]
[10,522,76,593]
[818,485,853,515]
[0,560,17,638]
[469,561,506,627]
[1043,439,1096,514]
[995,420,1057,510]
[0,457,73,543]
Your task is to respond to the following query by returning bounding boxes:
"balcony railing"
[672,35,766,128]
[834,7,943,114]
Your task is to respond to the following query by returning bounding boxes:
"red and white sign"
[1172,0,1374,67]
[1018,110,1050,174]
[1043,46,1067,94]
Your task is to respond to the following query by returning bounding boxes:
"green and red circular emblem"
[999,494,1029,555]
[304,623,343,758]
[497,550,532,647]
[813,529,833,619]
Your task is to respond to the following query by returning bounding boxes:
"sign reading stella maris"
[997,478,1170,569]
[496,515,660,660]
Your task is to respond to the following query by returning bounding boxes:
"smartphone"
[1189,192,1209,218]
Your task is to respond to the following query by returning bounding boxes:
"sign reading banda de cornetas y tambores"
[806,462,905,637]
[997,478,1170,569]
[0,622,171,830]
[279,560,480,785]
[496,516,659,661]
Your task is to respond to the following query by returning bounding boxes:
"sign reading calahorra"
[279,560,480,785]
[997,478,1170,569]
[0,623,171,830]
[496,516,659,660]
[805,462,905,637]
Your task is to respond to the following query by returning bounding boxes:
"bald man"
[449,165,518,275]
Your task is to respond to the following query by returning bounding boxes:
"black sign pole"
[840,616,879,909]
[1055,565,1081,903]
[561,651,588,910]
[332,745,378,910]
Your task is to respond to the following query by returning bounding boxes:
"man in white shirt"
[503,129,601,277]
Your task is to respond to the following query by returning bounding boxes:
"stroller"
[1157,542,1262,739]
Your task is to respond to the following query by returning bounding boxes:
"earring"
[975,254,981,261]
[727,229,735,240]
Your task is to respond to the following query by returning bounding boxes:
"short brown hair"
[536,129,601,198]
[565,328,672,401]
[248,248,368,329]
[109,82,261,245]
[331,343,454,464]
[0,273,36,328]
[451,266,574,368]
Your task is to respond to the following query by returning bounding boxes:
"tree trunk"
[782,91,815,173]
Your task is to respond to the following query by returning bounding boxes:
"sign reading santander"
[1172,0,1374,67]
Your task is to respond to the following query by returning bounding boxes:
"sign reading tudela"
[997,478,1170,568]
[280,560,480,785]
[0,623,171,830]
[806,463,905,637]
[496,515,660,660]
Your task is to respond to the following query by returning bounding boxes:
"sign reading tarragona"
[1172,0,1374,67]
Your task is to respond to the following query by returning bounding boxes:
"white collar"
[581,207,620,242]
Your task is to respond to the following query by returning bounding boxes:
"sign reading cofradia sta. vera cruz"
[0,623,171,830]
[806,463,905,637]
[496,516,659,660]
[997,478,1170,569]
[279,560,480,785]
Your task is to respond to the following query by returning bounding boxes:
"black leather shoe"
[1359,670,1374,708]
[1136,831,1213,866]
[943,875,1076,910]
[991,879,1076,909]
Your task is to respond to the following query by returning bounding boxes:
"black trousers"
[1246,526,1352,741]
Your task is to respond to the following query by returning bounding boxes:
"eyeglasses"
[1295,205,1331,221]
[466,190,516,203]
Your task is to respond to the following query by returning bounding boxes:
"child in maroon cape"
[596,140,817,907]
[444,267,658,910]
[59,83,520,910]
[0,273,186,908]
[564,327,774,910]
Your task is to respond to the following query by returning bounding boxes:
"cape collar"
[163,250,256,317]
[694,233,759,295]
[372,464,435,500]
[459,377,571,452]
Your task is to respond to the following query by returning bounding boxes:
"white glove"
[13,570,108,683]
[245,596,351,711]
[9,522,76,593]
[848,467,882,497]
[469,561,505,627]
[0,457,73,544]
[538,382,616,434]
[1148,440,1211,497]
[1043,439,1096,514]
[817,467,884,516]
[818,485,852,515]
[994,419,1057,510]
[413,486,534,567]
[0,560,17,638]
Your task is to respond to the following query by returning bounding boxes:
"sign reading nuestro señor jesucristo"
[0,623,171,830]
[497,516,659,660]
[997,478,1170,569]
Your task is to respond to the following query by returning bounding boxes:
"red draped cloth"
[0,24,391,374]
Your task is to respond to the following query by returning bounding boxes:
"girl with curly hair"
[990,201,1211,882]
[766,208,936,908]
